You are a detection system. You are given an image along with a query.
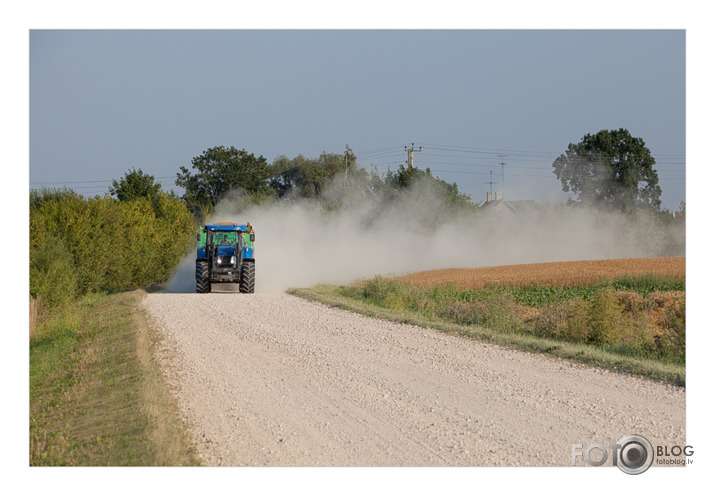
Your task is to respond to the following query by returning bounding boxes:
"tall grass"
[340,274,685,364]
[30,291,199,466]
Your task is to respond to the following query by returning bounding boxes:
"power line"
[352,144,407,155]
[429,169,555,178]
[356,152,405,161]
[415,141,685,160]
[416,142,560,157]
[30,139,686,194]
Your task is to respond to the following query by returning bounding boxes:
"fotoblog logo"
[572,434,654,475]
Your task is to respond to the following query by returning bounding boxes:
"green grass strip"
[30,290,199,466]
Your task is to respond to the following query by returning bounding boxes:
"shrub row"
[30,189,195,309]
[343,276,685,363]
[528,289,684,362]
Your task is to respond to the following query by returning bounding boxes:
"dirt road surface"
[143,290,685,466]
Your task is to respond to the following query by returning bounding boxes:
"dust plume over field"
[165,174,684,292]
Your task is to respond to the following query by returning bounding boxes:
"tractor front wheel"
[239,260,255,294]
[196,261,211,293]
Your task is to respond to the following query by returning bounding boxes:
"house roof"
[481,199,536,213]
[481,198,516,212]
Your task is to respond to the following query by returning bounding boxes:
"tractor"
[195,222,255,293]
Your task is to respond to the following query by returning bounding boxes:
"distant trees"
[552,128,662,212]
[385,165,473,210]
[269,148,358,200]
[109,168,162,202]
[174,144,474,216]
[176,146,271,214]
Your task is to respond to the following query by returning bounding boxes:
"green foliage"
[387,165,473,209]
[552,128,662,212]
[269,150,360,200]
[109,168,162,202]
[30,189,194,298]
[360,276,406,303]
[562,299,592,343]
[610,273,684,294]
[658,301,685,361]
[341,275,684,364]
[30,187,83,209]
[176,145,271,214]
[507,285,597,307]
[505,274,683,308]
[30,233,78,309]
[179,145,474,220]
[585,288,624,344]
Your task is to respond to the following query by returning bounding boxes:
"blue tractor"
[195,222,255,293]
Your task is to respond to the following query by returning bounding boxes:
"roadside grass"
[30,290,199,466]
[289,282,685,388]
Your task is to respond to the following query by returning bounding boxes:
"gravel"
[143,290,685,466]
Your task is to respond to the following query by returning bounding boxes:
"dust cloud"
[165,174,684,293]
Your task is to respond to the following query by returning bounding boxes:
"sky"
[29,29,686,210]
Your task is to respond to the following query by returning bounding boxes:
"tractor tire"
[239,260,255,294]
[196,261,211,293]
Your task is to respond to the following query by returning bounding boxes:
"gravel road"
[143,290,685,466]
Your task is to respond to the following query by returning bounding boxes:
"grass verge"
[30,290,199,466]
[288,285,685,388]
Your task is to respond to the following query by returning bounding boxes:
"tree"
[388,165,473,209]
[269,150,358,200]
[176,146,271,212]
[552,128,662,212]
[109,168,161,202]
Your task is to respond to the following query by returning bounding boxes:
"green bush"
[30,189,195,301]
[479,292,524,333]
[435,299,482,326]
[342,275,685,364]
[655,300,685,362]
[531,302,571,340]
[586,288,625,345]
[30,233,78,309]
[563,299,591,343]
[361,277,407,304]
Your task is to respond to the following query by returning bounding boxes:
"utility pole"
[498,155,507,199]
[405,143,422,169]
[485,170,495,199]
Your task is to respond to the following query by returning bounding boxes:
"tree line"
[30,127,683,309]
[107,128,680,219]
[171,145,474,220]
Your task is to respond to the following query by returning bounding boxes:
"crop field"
[398,258,685,290]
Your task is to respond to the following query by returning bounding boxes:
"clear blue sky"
[30,29,685,210]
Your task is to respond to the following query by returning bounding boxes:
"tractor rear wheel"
[196,261,211,293]
[239,260,255,294]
